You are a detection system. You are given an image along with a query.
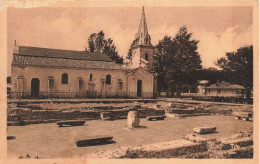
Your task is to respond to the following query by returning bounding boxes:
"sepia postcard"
[0,0,259,164]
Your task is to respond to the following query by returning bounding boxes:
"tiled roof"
[12,45,124,70]
[12,55,123,70]
[206,81,245,89]
[16,46,113,62]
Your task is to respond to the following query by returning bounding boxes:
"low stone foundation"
[221,137,253,150]
[88,139,208,158]
[7,108,165,126]
[124,140,207,158]
[87,128,253,159]
[223,146,253,158]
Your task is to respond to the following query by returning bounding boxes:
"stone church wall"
[127,68,154,98]
[11,66,128,98]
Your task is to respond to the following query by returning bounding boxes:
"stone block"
[147,115,166,121]
[57,120,85,127]
[242,117,249,121]
[153,104,161,110]
[235,116,241,120]
[165,113,179,118]
[75,135,113,147]
[233,112,253,118]
[127,111,139,128]
[193,127,216,134]
[166,102,174,108]
[100,112,113,121]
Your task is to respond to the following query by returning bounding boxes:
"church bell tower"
[131,7,155,71]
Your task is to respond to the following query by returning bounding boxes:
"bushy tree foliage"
[215,45,253,98]
[154,26,202,96]
[126,40,136,62]
[86,31,124,64]
[194,68,228,85]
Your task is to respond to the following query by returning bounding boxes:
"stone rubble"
[87,128,253,159]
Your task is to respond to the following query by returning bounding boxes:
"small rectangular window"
[101,79,106,89]
[49,79,54,89]
[17,76,23,92]
[119,82,123,90]
[79,78,83,90]
[118,79,123,90]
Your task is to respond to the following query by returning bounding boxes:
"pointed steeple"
[137,7,148,38]
[134,6,151,46]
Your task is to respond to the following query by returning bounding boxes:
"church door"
[31,78,40,97]
[137,80,142,97]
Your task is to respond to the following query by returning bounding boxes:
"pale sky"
[7,7,252,74]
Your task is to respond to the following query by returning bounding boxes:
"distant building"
[204,81,245,97]
[181,81,245,98]
[10,7,156,99]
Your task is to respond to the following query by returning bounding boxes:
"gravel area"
[7,115,252,159]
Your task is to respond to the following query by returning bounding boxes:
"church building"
[10,7,157,99]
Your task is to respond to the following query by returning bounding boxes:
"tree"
[153,36,172,94]
[86,31,124,64]
[154,26,202,97]
[125,40,136,64]
[215,45,253,99]
[194,68,222,85]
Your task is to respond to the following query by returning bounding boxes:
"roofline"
[14,45,114,62]
[205,87,245,89]
[17,45,86,53]
[11,64,125,71]
[13,53,115,62]
[126,67,154,77]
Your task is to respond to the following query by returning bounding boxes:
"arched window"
[145,53,149,61]
[90,74,93,81]
[106,74,111,84]
[62,73,68,84]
